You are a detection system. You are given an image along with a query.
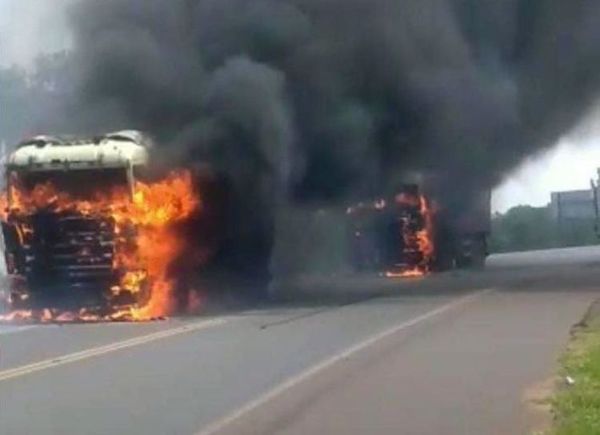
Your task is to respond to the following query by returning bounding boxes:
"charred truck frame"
[347,176,490,274]
[1,131,151,311]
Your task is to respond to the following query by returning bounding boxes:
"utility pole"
[0,139,5,192]
[592,178,600,240]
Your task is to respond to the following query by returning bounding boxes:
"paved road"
[0,247,599,435]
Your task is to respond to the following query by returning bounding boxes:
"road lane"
[198,290,490,435]
[0,291,473,435]
[488,245,600,269]
[0,306,346,372]
[0,318,229,382]
[0,246,599,435]
[0,325,36,336]
[0,320,190,371]
[212,290,596,435]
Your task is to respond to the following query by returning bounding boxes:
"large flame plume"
[0,170,200,323]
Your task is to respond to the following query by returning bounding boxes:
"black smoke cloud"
[57,0,600,282]
[64,1,600,194]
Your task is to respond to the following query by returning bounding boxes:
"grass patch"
[550,300,600,434]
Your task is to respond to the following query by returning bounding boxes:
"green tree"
[0,66,30,144]
[0,51,73,146]
[489,205,597,253]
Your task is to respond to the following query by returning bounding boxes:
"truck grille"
[21,212,118,305]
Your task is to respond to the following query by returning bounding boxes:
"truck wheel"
[453,234,487,270]
[463,235,487,269]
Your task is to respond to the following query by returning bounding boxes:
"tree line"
[489,205,598,253]
[0,52,72,146]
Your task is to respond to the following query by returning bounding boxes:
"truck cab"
[1,131,151,310]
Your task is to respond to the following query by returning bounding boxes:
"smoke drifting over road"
[59,0,600,282]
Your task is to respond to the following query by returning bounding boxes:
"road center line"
[197,289,493,435]
[0,326,39,336]
[0,317,229,382]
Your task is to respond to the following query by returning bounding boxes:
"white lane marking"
[0,317,229,382]
[0,326,38,336]
[0,326,37,335]
[197,289,493,435]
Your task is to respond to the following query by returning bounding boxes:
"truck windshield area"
[9,168,130,201]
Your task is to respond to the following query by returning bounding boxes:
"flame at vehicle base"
[385,268,426,279]
[0,308,167,324]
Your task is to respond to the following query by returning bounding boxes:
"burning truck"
[270,179,491,285]
[347,186,435,277]
[0,131,200,322]
[347,178,491,276]
[0,130,492,319]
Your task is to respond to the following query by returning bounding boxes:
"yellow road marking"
[0,317,228,382]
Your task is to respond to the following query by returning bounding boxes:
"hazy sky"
[493,139,600,212]
[0,0,599,212]
[0,0,73,68]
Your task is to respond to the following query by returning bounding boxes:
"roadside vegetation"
[550,300,600,434]
[489,205,597,253]
[0,52,72,146]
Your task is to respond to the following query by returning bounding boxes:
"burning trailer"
[0,131,200,322]
[270,179,491,287]
[347,180,490,276]
[347,186,434,277]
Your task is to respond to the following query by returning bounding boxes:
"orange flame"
[0,170,200,322]
[388,195,435,278]
[416,195,435,268]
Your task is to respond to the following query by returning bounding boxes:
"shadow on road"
[230,246,600,315]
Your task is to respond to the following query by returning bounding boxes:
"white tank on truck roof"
[6,130,152,171]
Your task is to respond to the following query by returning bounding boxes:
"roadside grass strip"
[551,301,600,435]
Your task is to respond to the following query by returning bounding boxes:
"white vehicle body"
[7,130,151,172]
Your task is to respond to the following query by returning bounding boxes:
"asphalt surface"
[1,247,599,435]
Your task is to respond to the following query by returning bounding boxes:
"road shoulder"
[548,298,600,434]
[203,290,595,435]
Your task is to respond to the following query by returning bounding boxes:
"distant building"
[546,169,600,247]
[549,168,600,222]
[550,189,596,220]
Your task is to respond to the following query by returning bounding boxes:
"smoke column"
[54,0,600,285]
